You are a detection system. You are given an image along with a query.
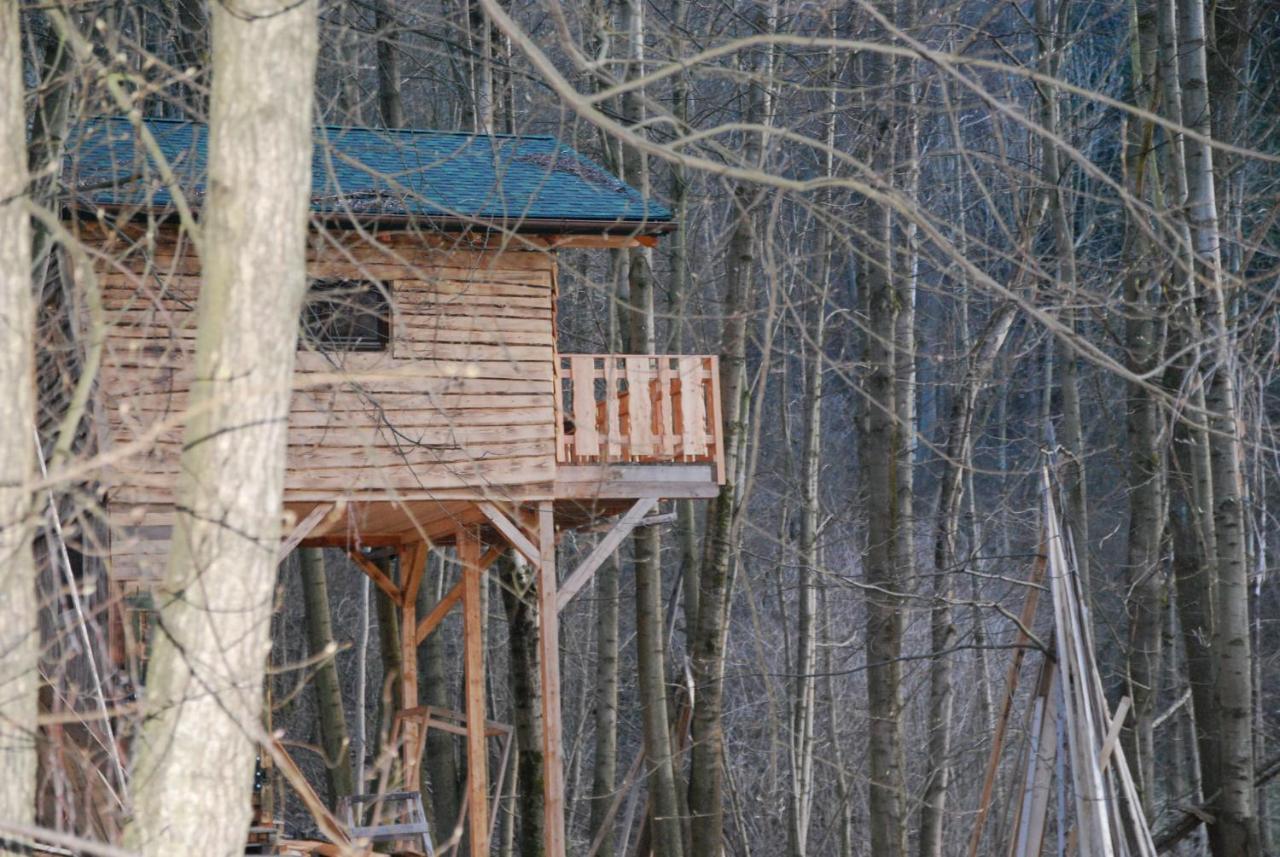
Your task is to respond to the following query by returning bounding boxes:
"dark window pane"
[301,279,390,352]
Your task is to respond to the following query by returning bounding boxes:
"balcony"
[556,354,725,485]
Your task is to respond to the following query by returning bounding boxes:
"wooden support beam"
[347,549,402,606]
[458,526,490,857]
[276,503,335,564]
[414,580,465,645]
[477,502,541,567]
[556,497,658,612]
[536,501,567,857]
[398,542,428,788]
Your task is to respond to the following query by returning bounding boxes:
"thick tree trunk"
[0,1,37,847]
[299,548,355,804]
[121,1,317,853]
[498,554,545,857]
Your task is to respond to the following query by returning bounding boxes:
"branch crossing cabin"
[70,117,724,857]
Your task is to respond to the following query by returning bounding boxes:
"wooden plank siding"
[87,224,559,579]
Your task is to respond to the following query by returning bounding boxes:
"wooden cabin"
[69,117,723,857]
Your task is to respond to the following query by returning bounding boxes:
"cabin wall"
[84,223,558,580]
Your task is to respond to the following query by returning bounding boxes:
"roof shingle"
[67,117,672,232]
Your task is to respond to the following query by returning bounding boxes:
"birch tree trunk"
[121,1,317,852]
[1177,0,1259,851]
[299,548,355,803]
[0,1,38,847]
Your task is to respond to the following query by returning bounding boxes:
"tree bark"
[1176,0,1259,850]
[589,554,620,857]
[686,31,766,856]
[0,0,37,847]
[374,0,404,129]
[420,557,462,838]
[918,305,1015,857]
[121,1,317,852]
[1121,0,1166,817]
[498,554,545,857]
[299,548,355,804]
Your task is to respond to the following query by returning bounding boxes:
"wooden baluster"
[679,356,707,457]
[571,355,598,460]
[605,357,622,460]
[626,357,654,459]
[554,356,566,463]
[656,357,676,457]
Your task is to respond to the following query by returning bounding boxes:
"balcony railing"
[556,354,724,481]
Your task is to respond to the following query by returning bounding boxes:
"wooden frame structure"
[276,495,673,857]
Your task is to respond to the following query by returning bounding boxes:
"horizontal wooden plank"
[111,389,553,411]
[103,368,553,398]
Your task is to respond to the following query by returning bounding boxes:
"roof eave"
[65,202,677,238]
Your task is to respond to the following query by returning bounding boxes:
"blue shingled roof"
[67,116,672,232]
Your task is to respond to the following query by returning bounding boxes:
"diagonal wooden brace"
[276,503,335,565]
[478,502,541,567]
[556,497,658,612]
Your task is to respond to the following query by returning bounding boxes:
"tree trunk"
[589,554,620,857]
[420,557,462,838]
[918,305,1015,857]
[121,1,317,852]
[498,554,545,857]
[1177,0,1259,850]
[686,35,766,857]
[0,0,37,846]
[299,548,355,804]
[861,198,908,857]
[374,0,404,129]
[1121,0,1166,817]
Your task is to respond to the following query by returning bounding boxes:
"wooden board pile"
[971,471,1158,857]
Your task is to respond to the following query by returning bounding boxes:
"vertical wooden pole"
[458,526,490,857]
[399,542,427,788]
[536,501,567,857]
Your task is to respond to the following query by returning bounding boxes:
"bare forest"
[1,0,1278,856]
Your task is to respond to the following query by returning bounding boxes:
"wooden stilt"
[458,525,490,857]
[536,500,567,857]
[399,542,427,788]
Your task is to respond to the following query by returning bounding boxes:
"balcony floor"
[289,462,718,547]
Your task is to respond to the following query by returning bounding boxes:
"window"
[301,279,390,352]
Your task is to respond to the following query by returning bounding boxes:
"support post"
[398,542,427,788]
[458,525,490,857]
[536,501,567,857]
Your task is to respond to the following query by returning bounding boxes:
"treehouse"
[68,116,724,857]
